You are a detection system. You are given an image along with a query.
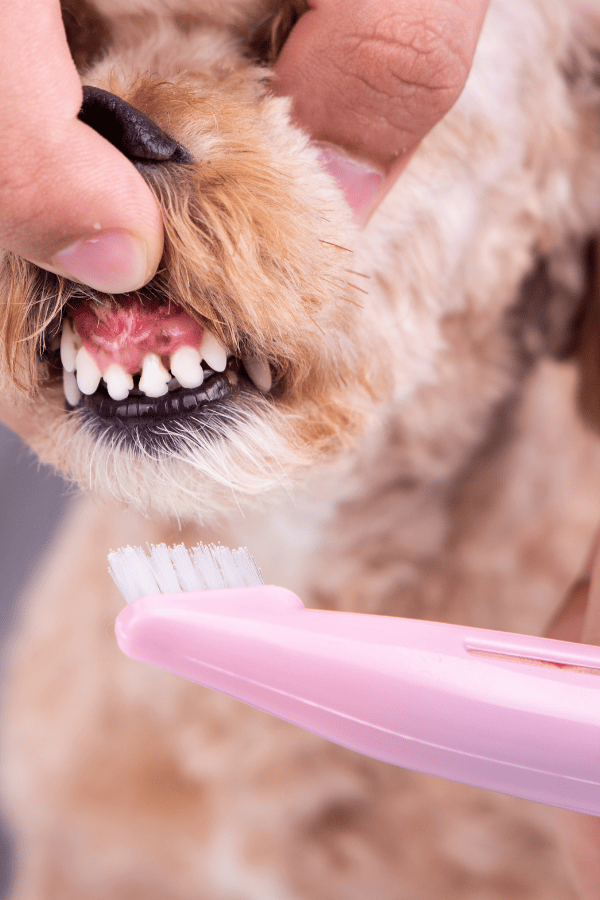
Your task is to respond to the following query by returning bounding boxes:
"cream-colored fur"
[3,0,600,896]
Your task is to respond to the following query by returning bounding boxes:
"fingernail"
[318,148,383,225]
[51,231,150,293]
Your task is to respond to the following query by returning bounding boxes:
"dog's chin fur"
[6,0,600,897]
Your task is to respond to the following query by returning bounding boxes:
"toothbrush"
[111,542,600,816]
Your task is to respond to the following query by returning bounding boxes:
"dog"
[3,0,600,896]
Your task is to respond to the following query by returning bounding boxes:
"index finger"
[274,0,491,170]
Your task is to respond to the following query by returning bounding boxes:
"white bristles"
[169,543,201,592]
[108,541,263,604]
[146,543,181,595]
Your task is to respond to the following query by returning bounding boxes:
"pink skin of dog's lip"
[71,297,204,373]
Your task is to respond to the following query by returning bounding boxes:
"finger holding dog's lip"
[0,0,163,293]
[273,0,490,220]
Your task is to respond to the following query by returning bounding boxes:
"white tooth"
[75,346,102,395]
[139,352,170,397]
[104,363,134,401]
[200,331,227,372]
[170,346,204,389]
[60,319,77,373]
[242,353,272,392]
[62,369,81,407]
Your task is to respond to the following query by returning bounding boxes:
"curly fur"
[3,0,600,897]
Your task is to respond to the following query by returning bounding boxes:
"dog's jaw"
[51,296,269,431]
[0,19,388,520]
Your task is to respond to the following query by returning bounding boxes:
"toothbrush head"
[108,542,263,604]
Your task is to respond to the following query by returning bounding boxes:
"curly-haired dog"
[3,0,600,897]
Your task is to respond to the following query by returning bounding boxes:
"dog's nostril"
[78,86,191,164]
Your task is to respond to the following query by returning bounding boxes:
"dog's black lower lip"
[74,367,258,453]
[79,369,234,424]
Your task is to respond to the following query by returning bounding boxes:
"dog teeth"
[103,363,134,401]
[59,318,239,403]
[75,346,102,395]
[139,352,171,397]
[242,353,272,392]
[62,369,81,406]
[169,346,204,389]
[200,331,227,372]
[60,319,78,373]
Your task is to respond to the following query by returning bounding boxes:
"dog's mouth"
[43,294,273,429]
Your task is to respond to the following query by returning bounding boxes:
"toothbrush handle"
[116,586,600,815]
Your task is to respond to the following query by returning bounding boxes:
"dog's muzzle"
[39,89,273,436]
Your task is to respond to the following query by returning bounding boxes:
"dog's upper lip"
[51,295,273,405]
[69,296,205,375]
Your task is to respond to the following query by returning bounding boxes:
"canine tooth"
[75,346,102,394]
[242,353,272,392]
[71,321,82,350]
[62,369,81,406]
[104,364,134,401]
[139,352,170,397]
[170,346,204,389]
[200,331,227,372]
[60,319,78,373]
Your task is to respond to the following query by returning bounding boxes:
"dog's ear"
[247,0,309,65]
[574,239,600,432]
[562,9,600,432]
[60,0,112,73]
[517,241,600,436]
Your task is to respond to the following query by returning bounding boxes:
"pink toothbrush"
[110,542,600,816]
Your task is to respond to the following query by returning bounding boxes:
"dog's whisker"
[318,239,353,253]
[345,269,371,279]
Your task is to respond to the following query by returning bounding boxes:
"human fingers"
[0,0,163,293]
[274,0,490,220]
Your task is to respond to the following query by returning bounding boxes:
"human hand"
[0,0,163,296]
[545,534,600,899]
[274,0,490,221]
[0,0,164,436]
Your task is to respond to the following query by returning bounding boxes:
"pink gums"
[71,298,204,374]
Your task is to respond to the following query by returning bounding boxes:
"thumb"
[0,0,163,293]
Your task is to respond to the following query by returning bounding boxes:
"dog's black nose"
[78,86,191,164]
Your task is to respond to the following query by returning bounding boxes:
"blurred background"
[0,422,72,898]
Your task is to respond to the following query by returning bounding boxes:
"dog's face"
[0,1,388,520]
